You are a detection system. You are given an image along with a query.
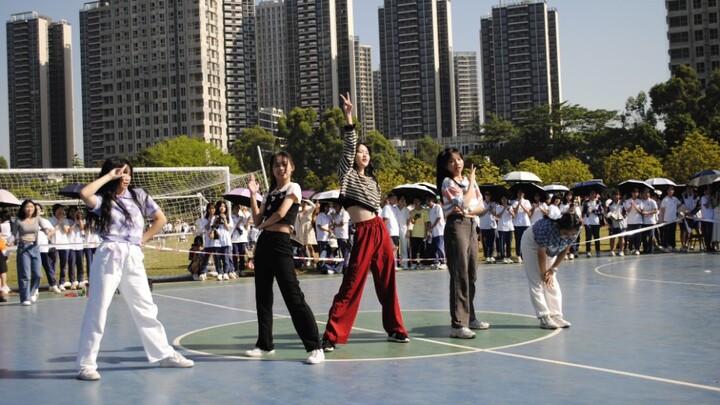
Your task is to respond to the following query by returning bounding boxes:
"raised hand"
[469,164,476,184]
[340,92,353,124]
[109,165,128,180]
[247,174,260,194]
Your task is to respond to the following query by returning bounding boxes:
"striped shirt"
[339,125,381,213]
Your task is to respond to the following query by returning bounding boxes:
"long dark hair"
[436,148,462,196]
[353,142,377,179]
[97,157,145,234]
[17,199,37,220]
[269,150,294,191]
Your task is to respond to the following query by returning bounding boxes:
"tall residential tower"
[666,0,720,85]
[480,0,561,123]
[6,12,74,168]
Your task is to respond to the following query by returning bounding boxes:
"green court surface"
[176,310,556,362]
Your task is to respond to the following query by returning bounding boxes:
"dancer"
[245,152,324,364]
[520,212,582,329]
[321,93,409,352]
[436,148,490,339]
[76,157,194,381]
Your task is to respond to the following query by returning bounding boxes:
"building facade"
[256,0,290,113]
[480,0,561,123]
[666,0,720,85]
[224,0,258,143]
[80,0,227,166]
[354,38,375,134]
[454,52,480,136]
[378,0,456,141]
[6,12,74,168]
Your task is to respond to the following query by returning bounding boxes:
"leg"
[367,221,407,337]
[16,245,32,302]
[252,234,276,351]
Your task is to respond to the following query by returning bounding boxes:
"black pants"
[253,231,320,352]
[702,221,714,251]
[481,229,496,258]
[585,225,601,253]
[662,222,676,248]
[627,224,642,251]
[641,225,655,253]
[514,226,528,258]
[409,237,425,266]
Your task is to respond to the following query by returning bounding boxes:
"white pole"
[257,145,269,192]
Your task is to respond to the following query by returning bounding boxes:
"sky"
[0,0,669,166]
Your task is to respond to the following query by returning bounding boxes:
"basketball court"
[1,252,719,404]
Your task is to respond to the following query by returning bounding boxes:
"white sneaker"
[159,352,194,368]
[1,285,10,294]
[610,251,616,256]
[217,274,224,281]
[539,315,560,329]
[633,250,640,256]
[63,281,71,288]
[192,274,199,281]
[449,327,476,339]
[438,264,447,270]
[469,319,490,330]
[50,285,62,294]
[586,252,592,258]
[30,290,38,303]
[618,251,625,256]
[199,274,207,281]
[517,257,523,263]
[77,368,101,381]
[21,301,32,306]
[551,315,572,328]
[485,257,492,263]
[228,272,237,279]
[244,347,275,358]
[305,349,325,364]
[489,257,496,263]
[71,281,79,290]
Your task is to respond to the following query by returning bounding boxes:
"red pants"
[324,216,407,344]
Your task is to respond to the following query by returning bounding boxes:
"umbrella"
[688,169,720,187]
[0,189,22,207]
[391,183,436,202]
[645,178,676,193]
[618,180,654,197]
[58,183,85,199]
[478,184,509,202]
[312,189,341,203]
[223,187,263,207]
[501,171,541,184]
[543,184,569,194]
[570,180,606,197]
[509,182,546,200]
[301,189,316,199]
[416,182,439,195]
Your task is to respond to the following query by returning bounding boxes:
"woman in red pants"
[321,93,409,352]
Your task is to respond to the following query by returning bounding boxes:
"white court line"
[593,260,720,288]
[159,287,720,393]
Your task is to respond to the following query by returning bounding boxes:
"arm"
[80,165,127,209]
[247,173,267,227]
[338,93,356,178]
[257,194,298,230]
[142,209,167,244]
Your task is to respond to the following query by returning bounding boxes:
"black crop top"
[262,182,301,226]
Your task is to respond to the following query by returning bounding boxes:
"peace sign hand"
[340,92,353,124]
[247,174,260,195]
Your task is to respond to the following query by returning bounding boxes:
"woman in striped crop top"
[320,93,409,353]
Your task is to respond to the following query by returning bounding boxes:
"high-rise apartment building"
[373,69,384,135]
[378,0,456,141]
[224,0,257,142]
[80,0,226,166]
[6,12,74,168]
[454,52,480,136]
[480,0,561,123]
[257,0,289,113]
[285,0,356,114]
[666,0,720,85]
[354,38,375,134]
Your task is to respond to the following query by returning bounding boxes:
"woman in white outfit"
[520,212,582,329]
[76,157,193,381]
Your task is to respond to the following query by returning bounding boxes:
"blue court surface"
[1,253,719,404]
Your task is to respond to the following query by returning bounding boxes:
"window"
[696,62,705,73]
[694,14,703,25]
[693,0,702,8]
[710,12,718,24]
[696,46,705,57]
[695,30,704,40]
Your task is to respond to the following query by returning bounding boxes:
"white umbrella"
[502,171,541,183]
[0,189,22,207]
[688,170,720,187]
[645,178,676,187]
[543,184,569,193]
[312,190,341,202]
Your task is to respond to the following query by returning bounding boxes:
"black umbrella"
[618,180,654,198]
[58,183,85,199]
[391,183,436,203]
[478,184,509,202]
[509,182,546,200]
[570,180,607,197]
[223,187,263,207]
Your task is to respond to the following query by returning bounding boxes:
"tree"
[376,168,406,198]
[278,107,318,183]
[649,64,703,146]
[545,157,594,186]
[136,135,241,172]
[664,132,720,183]
[230,126,276,172]
[363,130,401,172]
[72,154,84,168]
[515,157,551,185]
[397,153,435,184]
[603,146,665,186]
[416,136,444,166]
[0,156,7,169]
[465,153,503,184]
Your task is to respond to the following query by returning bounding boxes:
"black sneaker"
[321,337,335,352]
[387,332,410,343]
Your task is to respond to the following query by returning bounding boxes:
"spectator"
[49,204,71,289]
[680,185,700,251]
[66,206,86,289]
[14,200,44,306]
[426,195,446,269]
[395,196,411,269]
[582,192,603,257]
[231,204,250,276]
[408,197,429,269]
[478,191,497,263]
[495,195,515,263]
[511,190,532,263]
[624,188,644,255]
[700,187,715,252]
[295,199,317,268]
[640,188,658,254]
[0,210,14,301]
[195,203,218,281]
[606,191,626,256]
[530,192,548,225]
[547,195,562,220]
[659,186,681,252]
[331,202,351,274]
[35,203,60,293]
[380,193,400,260]
[213,201,235,280]
[83,212,101,282]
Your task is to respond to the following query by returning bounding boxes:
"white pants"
[398,226,409,267]
[77,241,175,371]
[520,228,563,318]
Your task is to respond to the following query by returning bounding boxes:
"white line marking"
[593,260,720,287]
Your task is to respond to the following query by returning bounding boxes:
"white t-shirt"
[512,199,532,227]
[606,200,626,229]
[36,218,53,253]
[478,202,497,229]
[316,212,332,242]
[530,202,547,224]
[395,206,410,232]
[660,195,680,222]
[624,199,644,225]
[642,198,658,225]
[380,204,400,237]
[495,204,515,232]
[49,217,70,250]
[547,204,561,220]
[700,195,715,221]
[583,199,601,226]
[67,220,84,250]
[333,209,350,240]
[231,212,250,243]
[428,204,445,237]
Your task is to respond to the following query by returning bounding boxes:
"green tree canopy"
[363,130,401,172]
[230,126,276,173]
[664,132,720,183]
[545,157,594,186]
[278,107,318,183]
[135,135,240,172]
[603,146,665,186]
[397,153,435,184]
[416,136,444,166]
[0,156,7,169]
